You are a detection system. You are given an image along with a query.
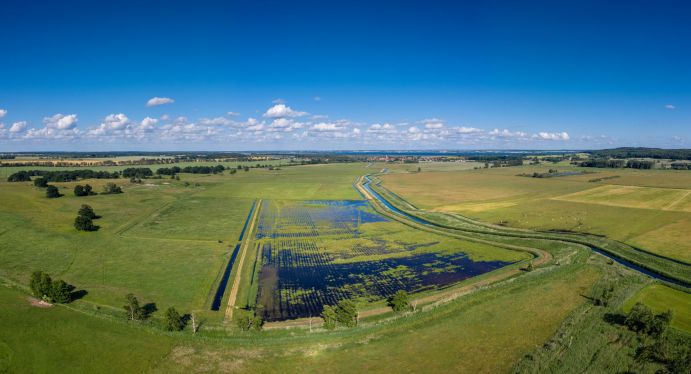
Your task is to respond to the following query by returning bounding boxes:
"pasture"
[0,160,688,373]
[381,165,691,262]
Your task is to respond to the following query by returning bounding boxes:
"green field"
[0,161,689,373]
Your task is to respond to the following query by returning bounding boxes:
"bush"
[78,204,97,219]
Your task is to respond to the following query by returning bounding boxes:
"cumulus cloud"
[311,122,344,132]
[489,128,528,138]
[43,113,78,130]
[146,97,175,107]
[533,131,570,141]
[0,109,6,118]
[456,126,483,134]
[263,104,308,118]
[9,121,27,133]
[665,104,676,110]
[227,111,240,116]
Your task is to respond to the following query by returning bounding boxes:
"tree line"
[7,169,120,182]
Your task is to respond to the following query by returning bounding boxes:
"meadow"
[381,163,691,263]
[0,160,689,373]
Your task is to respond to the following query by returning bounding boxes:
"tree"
[236,312,263,331]
[74,215,96,231]
[78,204,97,219]
[46,185,61,198]
[321,305,337,330]
[388,290,411,312]
[29,271,53,299]
[102,182,123,194]
[335,300,358,327]
[648,310,673,338]
[124,293,145,321]
[50,280,72,303]
[625,302,654,333]
[74,184,85,196]
[164,307,185,331]
[33,177,48,188]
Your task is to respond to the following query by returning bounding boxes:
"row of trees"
[155,165,227,175]
[7,169,120,182]
[579,159,658,169]
[29,271,73,304]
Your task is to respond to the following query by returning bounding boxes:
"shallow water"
[253,199,514,321]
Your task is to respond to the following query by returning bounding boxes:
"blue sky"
[0,0,689,151]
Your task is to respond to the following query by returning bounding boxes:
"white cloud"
[227,111,240,116]
[198,117,235,126]
[456,126,483,134]
[665,104,676,110]
[408,126,420,133]
[533,131,570,141]
[263,104,308,118]
[311,122,344,132]
[272,98,286,104]
[489,128,528,138]
[0,109,6,118]
[146,97,175,107]
[9,121,27,133]
[43,113,78,130]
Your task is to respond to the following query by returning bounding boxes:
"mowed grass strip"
[623,284,691,333]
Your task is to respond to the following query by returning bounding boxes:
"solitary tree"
[388,290,411,312]
[321,305,337,330]
[164,307,185,331]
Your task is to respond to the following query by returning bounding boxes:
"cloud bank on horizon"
[0,101,596,151]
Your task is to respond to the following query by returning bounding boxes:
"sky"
[0,0,689,151]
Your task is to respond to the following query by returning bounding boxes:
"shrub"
[74,215,97,231]
[33,177,48,188]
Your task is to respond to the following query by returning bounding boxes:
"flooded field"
[253,200,515,321]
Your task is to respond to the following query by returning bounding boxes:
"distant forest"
[589,147,691,160]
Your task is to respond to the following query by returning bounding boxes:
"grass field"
[0,161,688,373]
[381,164,691,262]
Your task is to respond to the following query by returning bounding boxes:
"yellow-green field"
[381,165,691,262]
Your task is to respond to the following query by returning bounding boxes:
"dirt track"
[224,199,262,322]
